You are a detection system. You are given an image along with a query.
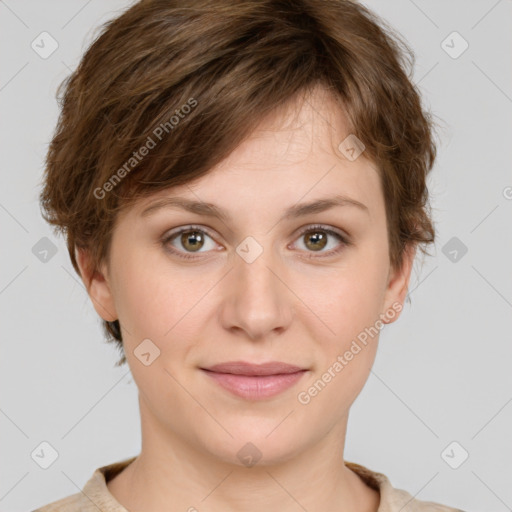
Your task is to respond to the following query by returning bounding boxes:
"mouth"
[200,361,308,400]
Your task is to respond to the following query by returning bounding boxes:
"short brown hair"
[40,0,438,366]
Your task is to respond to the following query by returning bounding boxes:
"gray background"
[1,1,511,511]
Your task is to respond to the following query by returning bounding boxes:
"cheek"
[297,278,384,417]
[299,245,388,395]
[113,253,218,357]
[112,256,184,339]
[318,258,388,341]
[319,282,381,380]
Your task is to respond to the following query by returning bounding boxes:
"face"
[78,85,414,467]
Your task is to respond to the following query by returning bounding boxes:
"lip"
[203,361,305,376]
[200,361,308,400]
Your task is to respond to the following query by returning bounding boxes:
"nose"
[218,242,294,341]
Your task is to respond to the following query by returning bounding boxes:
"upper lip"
[201,361,306,376]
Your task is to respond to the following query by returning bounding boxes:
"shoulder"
[31,456,137,512]
[345,461,466,512]
[31,492,93,512]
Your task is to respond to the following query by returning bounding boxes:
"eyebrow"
[140,193,369,221]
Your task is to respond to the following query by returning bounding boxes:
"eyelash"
[161,224,350,261]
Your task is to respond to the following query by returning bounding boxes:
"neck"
[107,398,380,512]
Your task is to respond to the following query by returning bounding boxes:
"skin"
[77,84,416,512]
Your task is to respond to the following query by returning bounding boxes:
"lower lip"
[201,369,307,400]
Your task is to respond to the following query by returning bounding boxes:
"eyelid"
[164,224,217,240]
[293,223,349,242]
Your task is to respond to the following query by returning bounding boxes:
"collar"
[78,456,458,512]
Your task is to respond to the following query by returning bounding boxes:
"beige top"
[33,456,465,512]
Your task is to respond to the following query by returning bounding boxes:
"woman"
[34,0,464,510]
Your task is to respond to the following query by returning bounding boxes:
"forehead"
[129,84,382,221]
[231,85,354,162]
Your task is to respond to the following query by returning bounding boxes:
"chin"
[202,427,305,468]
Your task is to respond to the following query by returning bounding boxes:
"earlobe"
[75,246,118,322]
[381,244,416,324]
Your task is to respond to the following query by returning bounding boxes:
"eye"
[292,224,349,257]
[162,225,219,259]
[162,223,350,261]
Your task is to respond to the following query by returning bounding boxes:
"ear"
[75,246,118,322]
[381,243,416,324]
